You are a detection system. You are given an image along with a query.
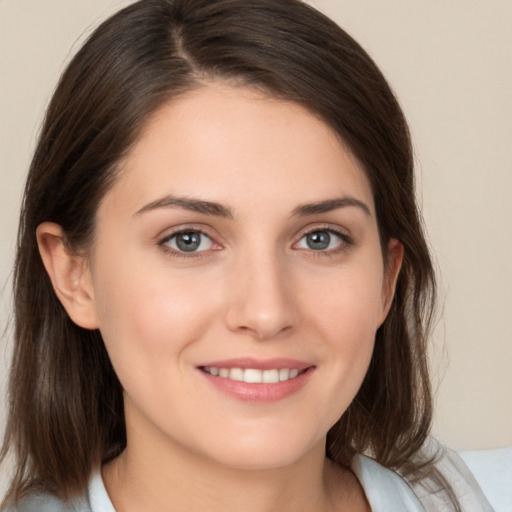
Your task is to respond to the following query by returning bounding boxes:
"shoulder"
[4,490,92,512]
[351,453,425,511]
[352,438,502,511]
[4,468,113,512]
[406,439,495,511]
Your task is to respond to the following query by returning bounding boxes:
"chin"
[195,426,325,471]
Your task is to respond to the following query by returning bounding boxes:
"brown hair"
[1,0,454,508]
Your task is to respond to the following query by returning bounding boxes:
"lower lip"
[198,368,315,403]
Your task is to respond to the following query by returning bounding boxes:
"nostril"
[234,322,294,341]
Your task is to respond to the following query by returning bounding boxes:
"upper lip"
[196,357,314,371]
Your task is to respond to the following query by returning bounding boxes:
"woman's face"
[83,83,400,469]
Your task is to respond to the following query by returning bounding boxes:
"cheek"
[304,259,385,339]
[301,262,384,415]
[90,261,225,435]
[90,251,222,377]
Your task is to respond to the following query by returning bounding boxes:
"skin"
[38,83,403,511]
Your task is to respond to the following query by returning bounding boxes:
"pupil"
[176,231,200,252]
[307,231,330,250]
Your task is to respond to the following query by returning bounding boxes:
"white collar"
[88,469,116,512]
[351,453,425,511]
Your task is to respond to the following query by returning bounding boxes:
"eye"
[162,230,215,253]
[295,229,346,251]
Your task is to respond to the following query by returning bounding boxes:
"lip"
[196,358,316,403]
[196,357,313,371]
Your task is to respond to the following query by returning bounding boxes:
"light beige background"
[1,0,511,488]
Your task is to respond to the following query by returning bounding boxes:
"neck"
[102,402,368,512]
[104,444,350,512]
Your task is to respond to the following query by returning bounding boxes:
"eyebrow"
[291,197,371,217]
[134,194,370,219]
[134,195,234,218]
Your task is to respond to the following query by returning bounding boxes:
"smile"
[197,358,315,402]
[201,366,304,383]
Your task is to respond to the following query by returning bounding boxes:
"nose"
[224,251,299,341]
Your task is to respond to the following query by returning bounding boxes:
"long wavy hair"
[1,0,454,508]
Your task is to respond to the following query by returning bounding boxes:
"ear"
[379,238,404,325]
[36,222,99,330]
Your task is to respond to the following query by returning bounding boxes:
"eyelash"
[294,226,353,257]
[158,225,353,259]
[159,228,218,259]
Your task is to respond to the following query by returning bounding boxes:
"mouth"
[196,358,315,403]
[199,366,308,383]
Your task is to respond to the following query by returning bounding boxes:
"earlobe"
[379,238,404,324]
[36,222,99,330]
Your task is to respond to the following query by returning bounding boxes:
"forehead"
[105,83,375,217]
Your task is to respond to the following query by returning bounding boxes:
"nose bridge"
[225,244,297,340]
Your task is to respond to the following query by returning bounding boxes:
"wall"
[310,0,512,450]
[1,0,511,490]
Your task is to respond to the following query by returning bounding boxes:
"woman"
[0,0,495,510]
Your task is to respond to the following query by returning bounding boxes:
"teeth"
[244,368,262,383]
[204,366,302,383]
[262,369,279,383]
[229,368,244,381]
